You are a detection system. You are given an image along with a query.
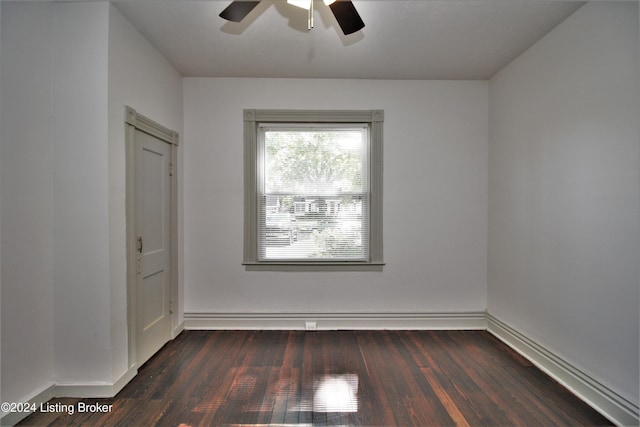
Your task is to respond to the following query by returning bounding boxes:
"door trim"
[125,106,179,370]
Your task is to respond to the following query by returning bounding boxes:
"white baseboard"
[172,319,185,339]
[54,366,137,398]
[184,311,488,330]
[0,368,138,427]
[1,384,55,427]
[487,312,639,427]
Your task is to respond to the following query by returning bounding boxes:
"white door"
[135,129,172,366]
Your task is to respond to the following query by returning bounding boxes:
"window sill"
[243,262,385,272]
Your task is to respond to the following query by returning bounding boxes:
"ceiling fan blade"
[328,0,365,35]
[219,1,261,22]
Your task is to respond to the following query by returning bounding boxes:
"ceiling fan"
[219,0,365,35]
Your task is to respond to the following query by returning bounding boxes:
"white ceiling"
[113,0,586,80]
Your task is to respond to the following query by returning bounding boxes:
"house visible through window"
[243,110,383,271]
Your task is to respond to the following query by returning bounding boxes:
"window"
[243,110,383,271]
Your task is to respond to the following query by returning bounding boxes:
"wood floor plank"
[419,367,471,427]
[440,332,544,425]
[405,331,502,425]
[384,332,457,426]
[17,330,613,427]
[356,332,411,426]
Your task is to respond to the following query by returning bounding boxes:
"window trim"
[243,109,384,271]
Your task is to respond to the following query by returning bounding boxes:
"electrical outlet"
[305,321,317,331]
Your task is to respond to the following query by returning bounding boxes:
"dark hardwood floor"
[19,330,613,426]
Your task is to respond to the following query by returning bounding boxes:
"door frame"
[125,106,179,370]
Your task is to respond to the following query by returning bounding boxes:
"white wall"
[51,1,112,386]
[1,1,183,417]
[488,0,639,409]
[108,3,183,383]
[1,1,56,406]
[183,78,488,317]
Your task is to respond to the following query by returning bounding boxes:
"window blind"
[258,125,369,261]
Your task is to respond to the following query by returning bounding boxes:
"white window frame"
[243,109,384,271]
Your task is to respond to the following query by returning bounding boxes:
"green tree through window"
[265,130,363,194]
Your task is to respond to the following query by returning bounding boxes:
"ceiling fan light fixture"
[287,0,312,10]
[220,0,365,35]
